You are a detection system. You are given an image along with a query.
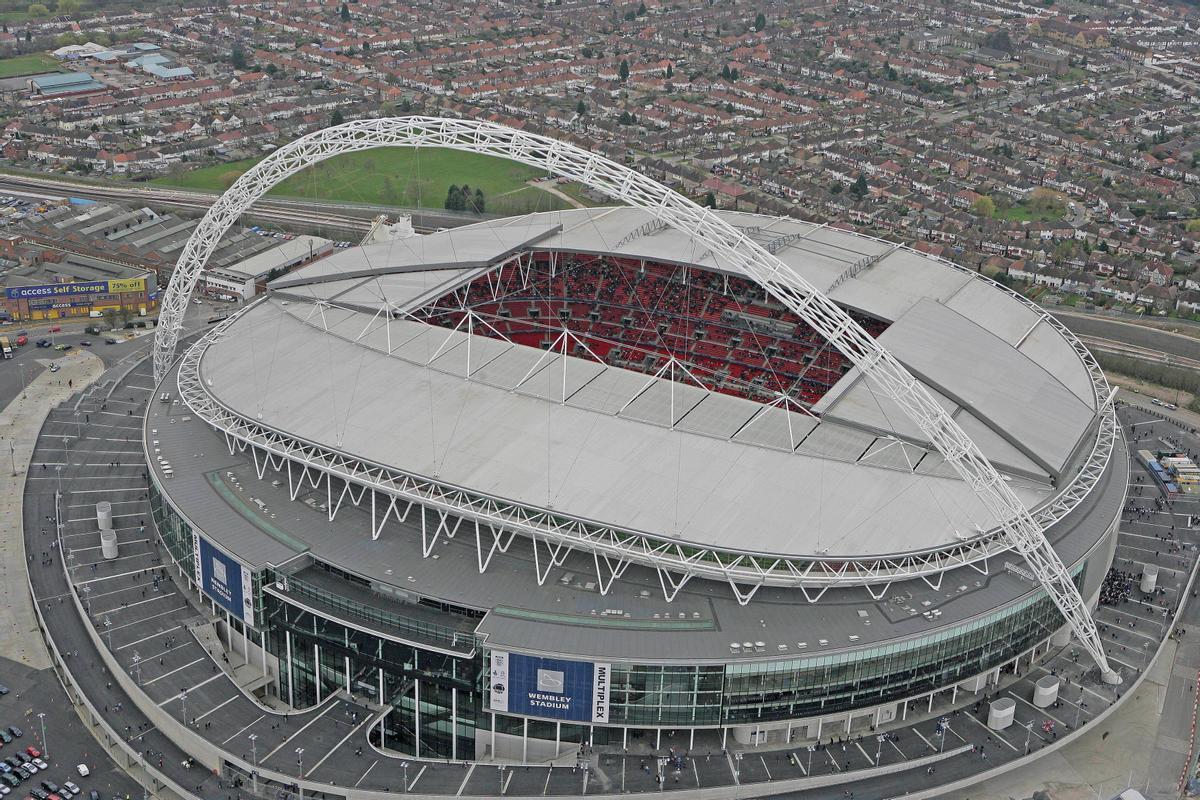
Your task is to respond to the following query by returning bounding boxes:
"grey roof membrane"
[198,298,1054,559]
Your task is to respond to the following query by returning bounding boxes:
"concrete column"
[344,656,351,693]
[491,712,496,759]
[655,728,661,750]
[623,726,628,750]
[690,728,695,749]
[555,720,561,758]
[285,629,294,708]
[314,644,322,705]
[927,692,933,713]
[845,712,851,734]
[452,688,459,761]
[815,717,823,739]
[261,635,267,678]
[522,717,528,762]
[721,727,727,750]
[242,626,248,666]
[952,685,958,704]
[414,680,421,757]
[377,668,383,705]
[902,700,907,721]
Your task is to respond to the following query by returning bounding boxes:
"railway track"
[1077,334,1200,371]
[0,173,457,234]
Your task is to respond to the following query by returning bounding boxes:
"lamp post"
[131,653,141,686]
[248,733,258,795]
[806,745,814,775]
[37,712,46,759]
[1023,721,1034,755]
[179,689,188,726]
[8,439,15,477]
[875,734,884,765]
[295,747,305,800]
[80,585,90,615]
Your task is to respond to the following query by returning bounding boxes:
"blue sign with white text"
[489,652,610,723]
[194,534,255,626]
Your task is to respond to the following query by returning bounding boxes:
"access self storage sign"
[489,651,610,723]
[6,277,146,300]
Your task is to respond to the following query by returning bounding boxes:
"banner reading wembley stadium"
[489,651,609,723]
[191,531,256,626]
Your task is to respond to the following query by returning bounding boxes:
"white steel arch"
[152,117,1116,679]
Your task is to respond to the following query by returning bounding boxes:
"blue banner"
[489,652,609,723]
[193,533,255,626]
[7,281,110,299]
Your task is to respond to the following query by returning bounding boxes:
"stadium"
[145,118,1126,770]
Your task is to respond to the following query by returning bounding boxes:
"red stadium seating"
[414,253,889,407]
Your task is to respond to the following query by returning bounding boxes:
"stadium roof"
[190,207,1106,560]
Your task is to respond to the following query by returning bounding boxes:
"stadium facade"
[146,203,1125,763]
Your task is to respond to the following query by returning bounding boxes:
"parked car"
[52,344,71,351]
[24,749,39,760]
[73,766,86,778]
[78,340,91,347]
[35,340,49,348]
[48,364,59,373]
[29,760,44,772]
[14,336,25,346]
[103,338,117,345]
[9,727,21,739]
[62,782,79,797]
[46,326,60,333]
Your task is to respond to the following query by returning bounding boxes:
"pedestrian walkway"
[0,349,103,670]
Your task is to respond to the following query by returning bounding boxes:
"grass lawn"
[996,204,1063,223]
[152,148,579,215]
[0,52,60,78]
[555,180,618,208]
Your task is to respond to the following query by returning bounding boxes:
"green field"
[152,149,588,215]
[0,52,59,78]
[996,204,1063,223]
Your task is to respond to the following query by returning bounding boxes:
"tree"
[473,188,485,214]
[619,110,633,125]
[362,41,370,54]
[445,184,463,211]
[849,174,869,199]
[971,196,996,218]
[618,59,629,82]
[27,3,49,17]
[721,64,730,80]
[704,191,717,209]
[576,99,586,115]
[231,43,248,70]
[830,182,843,195]
[729,67,739,81]
[637,2,646,14]
[331,108,345,126]
[1186,219,1200,233]
[340,2,350,21]
[665,62,673,78]
[754,11,766,30]
[983,28,1012,52]
[55,0,80,12]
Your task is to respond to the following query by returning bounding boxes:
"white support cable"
[155,117,1117,677]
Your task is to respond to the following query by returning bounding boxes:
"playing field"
[0,52,60,78]
[152,148,582,215]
